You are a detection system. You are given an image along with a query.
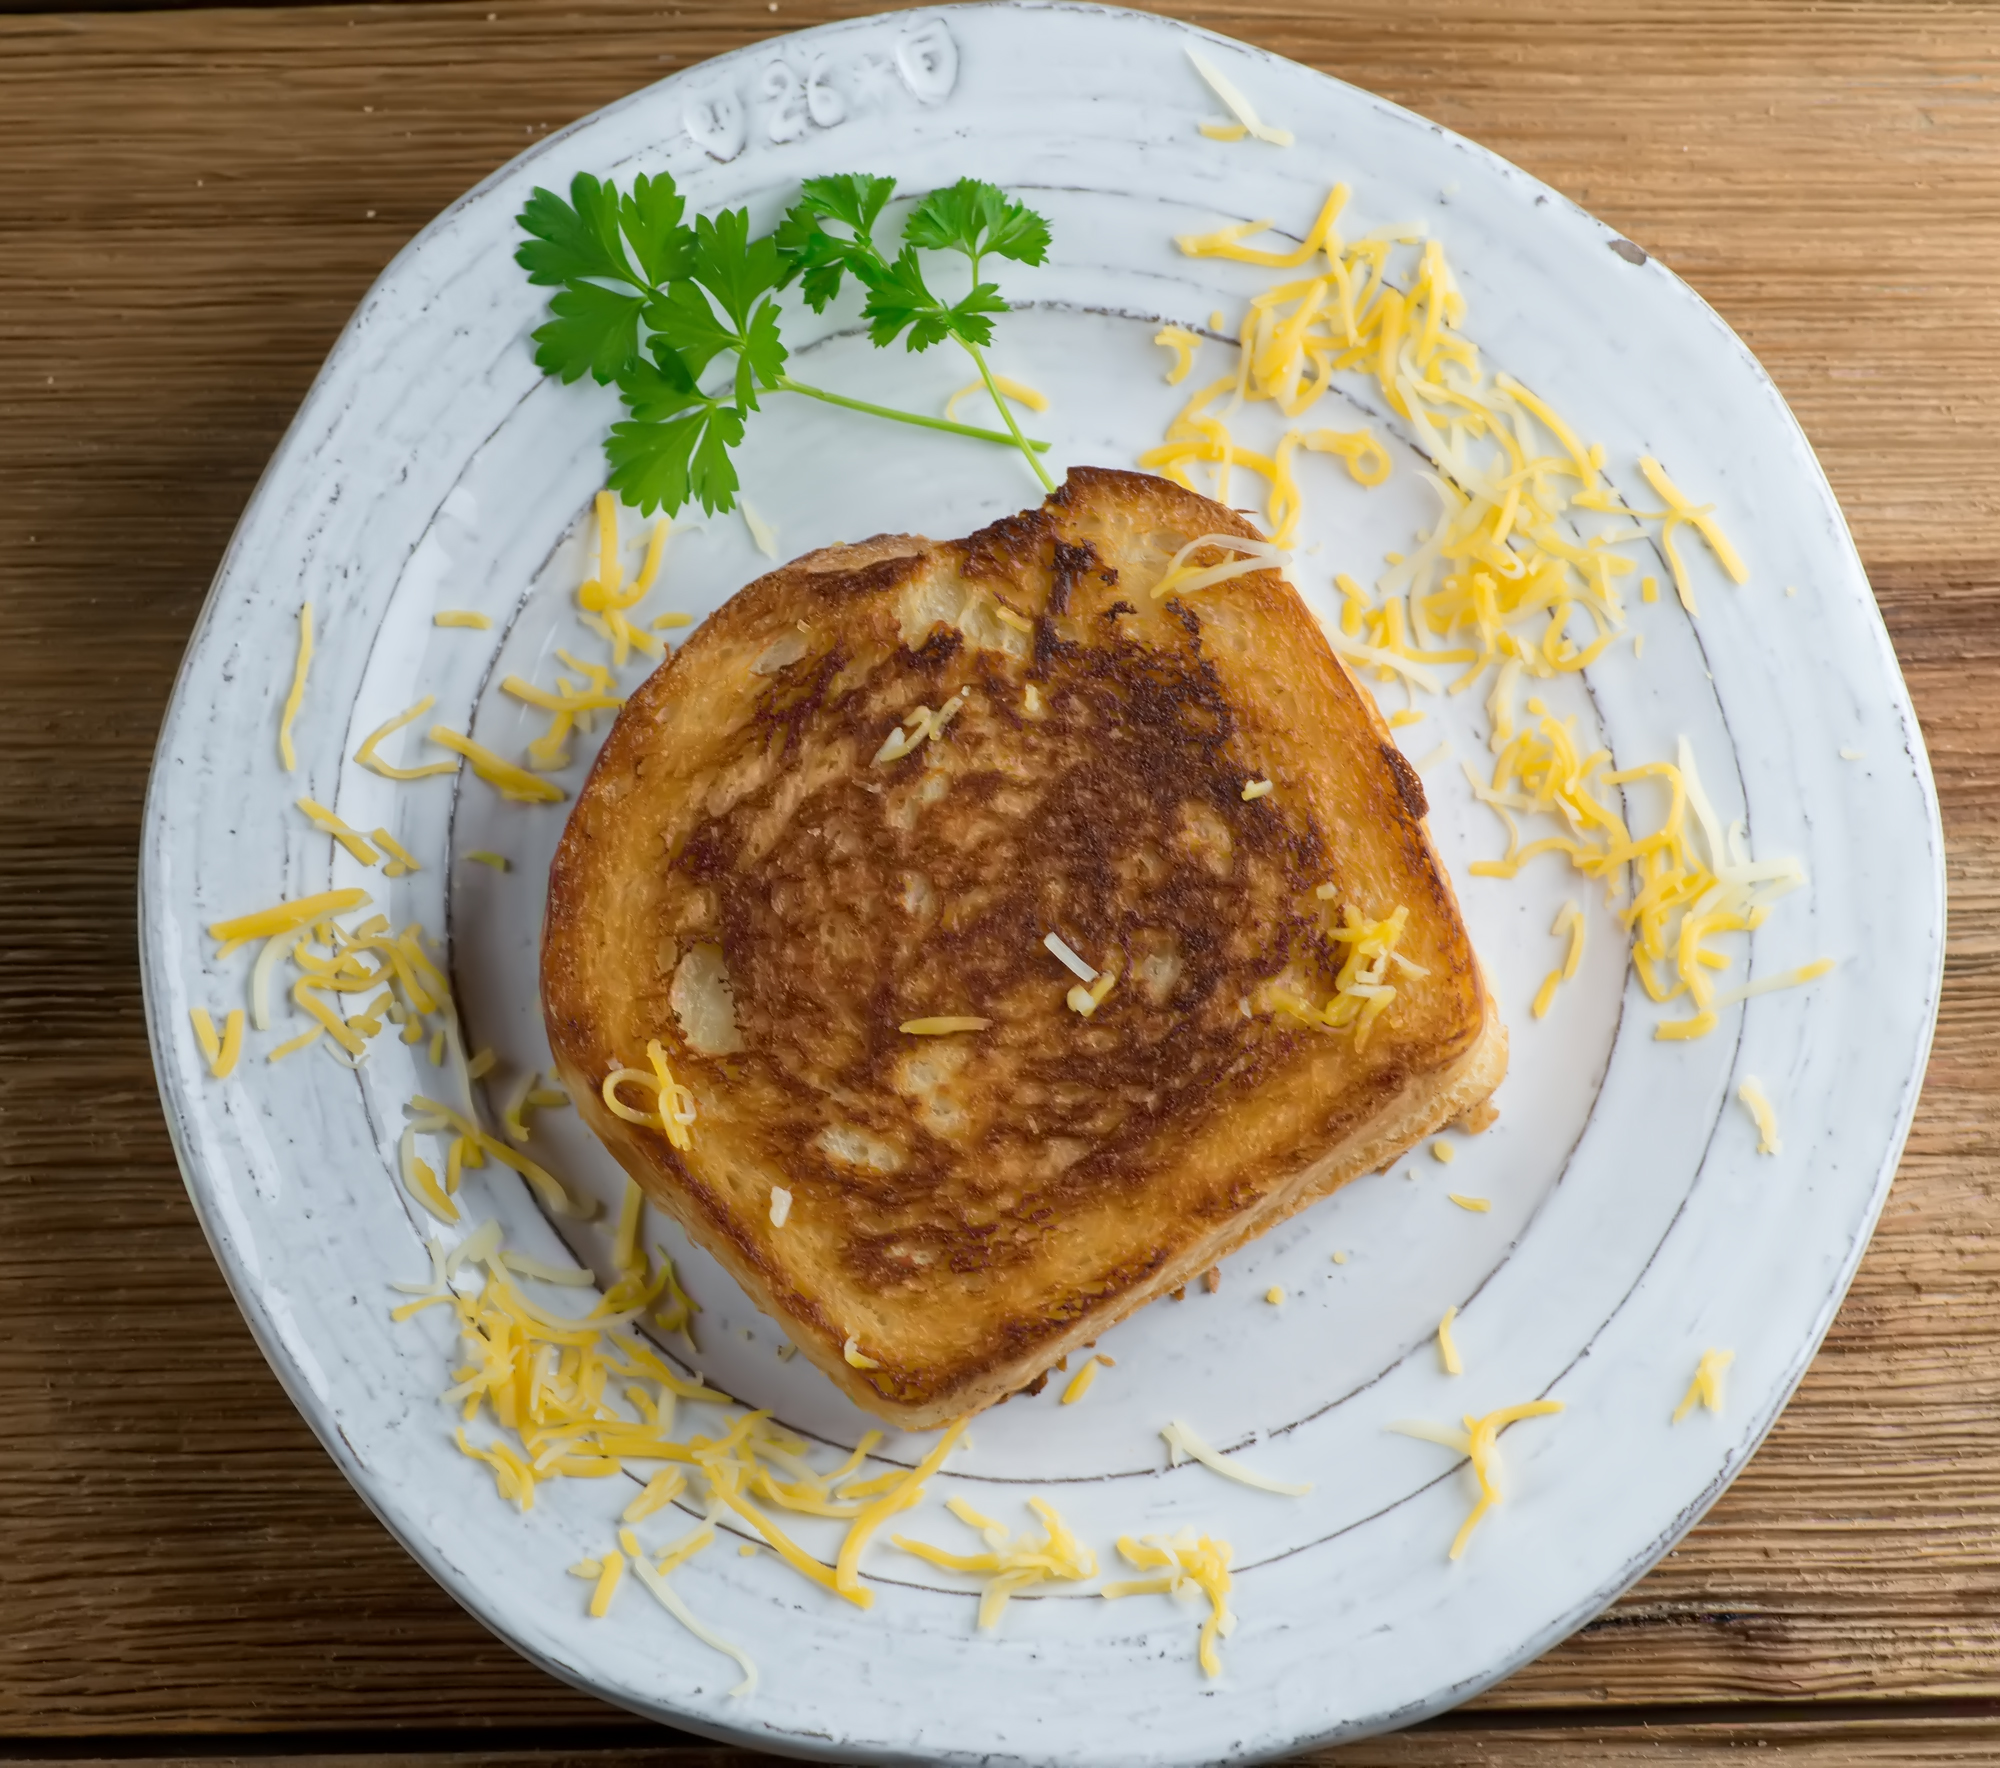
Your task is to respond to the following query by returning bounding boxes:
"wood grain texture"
[1,0,1996,1755]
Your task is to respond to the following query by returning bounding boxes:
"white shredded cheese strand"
[1162,1418,1312,1496]
[1043,932,1097,983]
[628,1551,758,1698]
[1187,48,1295,146]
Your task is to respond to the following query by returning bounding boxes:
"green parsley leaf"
[775,174,898,310]
[515,172,638,289]
[904,178,1051,268]
[606,400,745,516]
[690,208,787,331]
[618,172,696,288]
[531,282,649,385]
[647,283,743,380]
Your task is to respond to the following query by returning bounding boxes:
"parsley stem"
[960,340,1056,493]
[772,375,1049,453]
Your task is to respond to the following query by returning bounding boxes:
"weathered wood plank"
[1,0,1996,1743]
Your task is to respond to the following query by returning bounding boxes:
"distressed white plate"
[139,6,1944,1763]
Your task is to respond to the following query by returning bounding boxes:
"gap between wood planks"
[8,1704,2000,1765]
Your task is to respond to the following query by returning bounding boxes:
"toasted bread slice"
[543,467,1504,1427]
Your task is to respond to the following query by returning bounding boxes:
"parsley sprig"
[516,170,1053,516]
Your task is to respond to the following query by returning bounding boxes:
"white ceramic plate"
[140,6,1944,1762]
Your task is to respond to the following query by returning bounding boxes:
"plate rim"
[137,4,1948,1759]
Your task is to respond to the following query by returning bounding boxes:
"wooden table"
[3,0,1996,1761]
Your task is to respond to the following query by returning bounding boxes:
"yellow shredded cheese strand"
[278,602,313,772]
[892,1496,1097,1631]
[356,697,458,781]
[209,888,371,959]
[1437,1306,1462,1376]
[1060,1359,1100,1405]
[1738,1076,1781,1154]
[434,610,492,629]
[428,726,567,804]
[1102,1528,1237,1677]
[834,1421,968,1602]
[587,1549,624,1617]
[945,373,1049,425]
[1674,1348,1735,1422]
[296,797,381,866]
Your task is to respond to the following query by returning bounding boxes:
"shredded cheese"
[1060,1358,1101,1404]
[576,491,666,665]
[832,1421,968,1603]
[502,653,624,771]
[434,610,492,629]
[600,1039,697,1152]
[1043,933,1097,984]
[189,1007,245,1079]
[872,690,969,765]
[429,726,567,803]
[1259,901,1418,1051]
[1737,1077,1781,1154]
[1067,963,1119,1018]
[740,496,780,560]
[1264,1285,1284,1305]
[587,1548,625,1617]
[1162,1418,1311,1496]
[1532,900,1586,1019]
[842,1336,881,1370]
[1242,778,1274,800]
[1468,724,1830,1039]
[356,697,457,781]
[1391,1398,1564,1559]
[1431,1139,1455,1164]
[209,888,371,959]
[1187,47,1293,146]
[372,828,420,878]
[465,850,510,871]
[1154,327,1203,385]
[893,1496,1096,1631]
[1447,1193,1490,1212]
[278,601,313,772]
[945,373,1049,425]
[1673,1348,1734,1422]
[1437,1306,1463,1375]
[295,797,380,867]
[1147,532,1289,602]
[1102,1529,1237,1678]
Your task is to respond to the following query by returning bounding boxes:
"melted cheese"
[899,1016,993,1035]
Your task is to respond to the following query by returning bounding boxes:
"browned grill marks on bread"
[543,467,1506,1426]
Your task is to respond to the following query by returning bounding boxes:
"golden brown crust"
[543,467,1505,1426]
